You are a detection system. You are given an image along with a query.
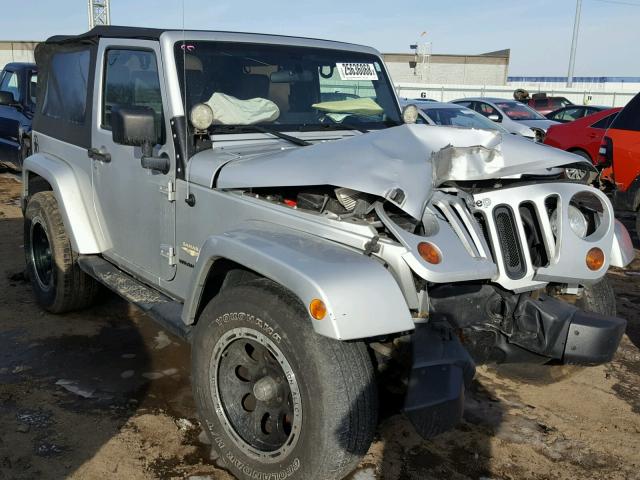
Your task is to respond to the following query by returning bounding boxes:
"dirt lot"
[0,170,639,480]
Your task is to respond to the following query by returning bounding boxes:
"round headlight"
[550,204,589,238]
[190,103,214,130]
[402,104,419,124]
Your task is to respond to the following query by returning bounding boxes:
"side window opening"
[102,49,164,143]
[0,71,21,102]
[29,73,38,106]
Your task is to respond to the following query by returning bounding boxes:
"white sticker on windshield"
[336,63,378,81]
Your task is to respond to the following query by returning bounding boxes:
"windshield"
[496,101,545,121]
[422,106,506,132]
[174,41,401,131]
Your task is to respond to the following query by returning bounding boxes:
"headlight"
[550,204,589,238]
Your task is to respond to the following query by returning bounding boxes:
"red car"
[544,107,621,163]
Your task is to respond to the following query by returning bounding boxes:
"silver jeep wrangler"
[22,26,634,480]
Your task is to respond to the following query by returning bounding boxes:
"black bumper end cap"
[404,321,475,438]
[563,310,626,365]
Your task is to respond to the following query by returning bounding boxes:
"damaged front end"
[201,123,633,439]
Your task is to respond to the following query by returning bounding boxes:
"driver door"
[91,40,176,284]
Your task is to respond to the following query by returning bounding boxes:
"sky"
[4,0,640,76]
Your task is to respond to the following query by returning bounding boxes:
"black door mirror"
[0,91,17,107]
[111,105,157,156]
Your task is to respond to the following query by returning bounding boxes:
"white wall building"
[383,49,510,86]
[0,41,38,69]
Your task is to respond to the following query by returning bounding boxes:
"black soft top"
[45,26,168,45]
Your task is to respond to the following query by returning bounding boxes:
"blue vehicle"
[0,62,38,170]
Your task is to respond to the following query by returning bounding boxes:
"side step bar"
[78,255,192,341]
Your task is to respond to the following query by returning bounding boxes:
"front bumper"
[430,285,626,366]
[564,309,626,364]
[404,293,625,440]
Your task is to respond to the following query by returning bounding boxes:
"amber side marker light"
[418,242,442,265]
[586,247,605,271]
[309,299,327,320]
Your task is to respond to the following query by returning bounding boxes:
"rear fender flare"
[23,153,105,253]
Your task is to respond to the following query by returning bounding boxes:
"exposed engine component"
[335,187,367,211]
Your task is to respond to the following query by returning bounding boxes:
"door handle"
[88,147,111,163]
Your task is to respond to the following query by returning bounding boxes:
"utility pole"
[566,0,582,88]
[88,0,111,29]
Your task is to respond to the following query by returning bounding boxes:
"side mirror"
[0,91,17,107]
[111,105,157,156]
[488,114,501,122]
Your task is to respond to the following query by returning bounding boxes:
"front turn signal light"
[309,299,327,320]
[586,247,605,271]
[418,242,442,265]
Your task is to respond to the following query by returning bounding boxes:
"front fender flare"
[23,153,106,253]
[182,221,415,340]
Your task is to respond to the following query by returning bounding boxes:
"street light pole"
[567,0,582,88]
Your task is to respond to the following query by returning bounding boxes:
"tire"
[24,191,101,313]
[575,277,617,317]
[192,279,377,480]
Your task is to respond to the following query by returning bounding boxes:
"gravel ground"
[0,170,639,480]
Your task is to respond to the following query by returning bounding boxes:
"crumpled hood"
[213,124,590,219]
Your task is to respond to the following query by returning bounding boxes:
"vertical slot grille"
[493,205,526,280]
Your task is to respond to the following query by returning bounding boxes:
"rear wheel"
[24,192,101,313]
[191,279,377,480]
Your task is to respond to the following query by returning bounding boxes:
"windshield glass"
[422,106,506,132]
[496,101,545,121]
[174,41,401,131]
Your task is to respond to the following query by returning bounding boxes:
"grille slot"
[493,205,526,280]
[432,194,491,259]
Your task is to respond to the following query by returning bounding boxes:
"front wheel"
[191,279,377,480]
[549,277,616,317]
[575,277,616,317]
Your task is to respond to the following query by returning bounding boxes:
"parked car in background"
[452,97,559,141]
[527,94,573,115]
[598,92,640,234]
[544,107,621,162]
[400,100,509,133]
[546,105,609,123]
[0,62,37,169]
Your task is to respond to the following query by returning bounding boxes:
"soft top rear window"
[42,49,90,124]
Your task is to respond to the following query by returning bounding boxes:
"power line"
[592,0,640,7]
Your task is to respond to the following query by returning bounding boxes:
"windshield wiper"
[313,123,369,133]
[243,125,311,147]
[210,124,310,147]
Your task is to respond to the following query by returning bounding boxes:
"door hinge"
[160,245,176,266]
[160,181,175,202]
